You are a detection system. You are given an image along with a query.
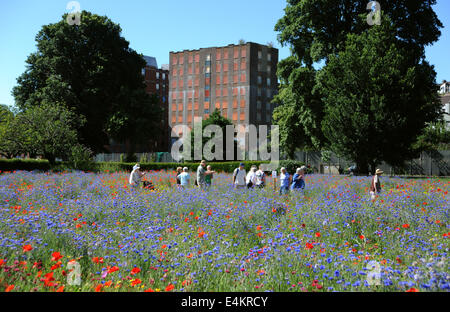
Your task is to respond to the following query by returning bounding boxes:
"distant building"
[441,93,450,130]
[439,80,450,94]
[142,56,170,152]
[169,42,279,144]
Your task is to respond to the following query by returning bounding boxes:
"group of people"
[129,161,384,201]
[175,160,216,189]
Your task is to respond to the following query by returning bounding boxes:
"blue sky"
[0,0,449,107]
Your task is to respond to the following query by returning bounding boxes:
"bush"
[0,159,308,174]
[68,144,95,171]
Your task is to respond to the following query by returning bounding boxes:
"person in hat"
[233,163,247,189]
[129,164,146,188]
[370,169,383,200]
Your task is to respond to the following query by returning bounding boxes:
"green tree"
[12,11,161,154]
[0,105,19,158]
[7,102,82,164]
[318,18,442,174]
[274,0,443,166]
[414,121,450,152]
[185,109,238,161]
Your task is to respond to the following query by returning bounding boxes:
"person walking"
[129,164,146,188]
[246,166,257,189]
[178,167,190,188]
[291,167,306,191]
[255,165,266,188]
[370,169,383,200]
[233,163,247,189]
[176,167,183,187]
[205,165,216,188]
[197,160,207,190]
[279,167,291,195]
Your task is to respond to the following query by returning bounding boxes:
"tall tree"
[274,0,443,168]
[12,11,161,154]
[318,18,442,174]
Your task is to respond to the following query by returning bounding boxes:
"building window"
[162,96,166,103]
[268,53,272,61]
[204,109,210,114]
[258,88,262,97]
[267,78,271,87]
[266,102,271,111]
[205,97,210,102]
[258,51,262,59]
[156,72,160,80]
[206,54,211,61]
[162,73,166,80]
[205,66,211,74]
[258,76,262,85]
[141,68,146,76]
[257,112,261,122]
[257,100,262,109]
[267,65,271,73]
[267,89,271,98]
[205,85,210,90]
[156,83,160,90]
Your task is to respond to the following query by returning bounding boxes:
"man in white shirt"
[178,167,190,188]
[246,166,257,188]
[233,163,247,189]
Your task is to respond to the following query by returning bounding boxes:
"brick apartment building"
[142,56,170,152]
[107,56,170,153]
[169,42,278,144]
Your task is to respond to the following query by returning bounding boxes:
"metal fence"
[293,150,450,176]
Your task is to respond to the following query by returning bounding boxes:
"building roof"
[143,55,158,68]
[169,42,278,54]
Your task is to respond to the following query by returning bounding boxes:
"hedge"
[0,159,308,174]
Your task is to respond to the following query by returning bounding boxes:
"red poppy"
[315,232,321,238]
[144,288,155,292]
[5,285,14,292]
[95,284,103,292]
[92,257,104,264]
[165,284,175,292]
[402,224,410,229]
[359,235,365,240]
[22,244,33,252]
[130,267,141,275]
[56,286,65,292]
[107,266,119,274]
[305,243,314,250]
[406,288,419,292]
[131,279,142,286]
[0,259,5,267]
[51,252,63,262]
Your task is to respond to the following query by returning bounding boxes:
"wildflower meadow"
[0,170,448,292]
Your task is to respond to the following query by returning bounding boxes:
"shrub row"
[0,159,309,174]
